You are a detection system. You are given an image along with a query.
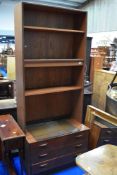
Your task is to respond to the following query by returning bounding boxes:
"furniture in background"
[83,81,92,123]
[83,37,93,123]
[85,105,117,149]
[7,56,16,80]
[76,144,117,175]
[15,2,89,174]
[0,99,17,121]
[85,37,92,81]
[92,70,117,111]
[90,56,104,82]
[0,115,25,174]
[0,80,14,99]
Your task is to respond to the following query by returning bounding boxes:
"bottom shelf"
[26,119,85,141]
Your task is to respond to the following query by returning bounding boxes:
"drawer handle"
[39,153,48,157]
[104,139,110,142]
[39,143,48,147]
[40,163,48,168]
[75,135,83,138]
[75,144,82,148]
[106,131,112,134]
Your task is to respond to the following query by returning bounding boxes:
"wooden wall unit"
[15,2,89,174]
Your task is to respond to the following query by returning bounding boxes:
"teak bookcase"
[15,2,89,174]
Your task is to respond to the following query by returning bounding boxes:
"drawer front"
[31,139,88,164]
[4,138,24,151]
[31,150,86,175]
[98,137,117,146]
[100,128,117,138]
[30,130,89,155]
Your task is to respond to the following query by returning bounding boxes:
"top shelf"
[24,26,85,34]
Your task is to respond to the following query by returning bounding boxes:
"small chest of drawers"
[25,120,89,175]
[89,118,117,149]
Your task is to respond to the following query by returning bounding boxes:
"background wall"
[83,0,117,34]
[82,0,117,47]
[0,1,16,35]
[1,0,117,48]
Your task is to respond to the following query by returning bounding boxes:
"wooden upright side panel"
[15,3,26,130]
[72,13,87,122]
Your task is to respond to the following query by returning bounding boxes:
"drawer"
[30,130,89,154]
[100,128,117,138]
[31,151,85,175]
[97,137,117,146]
[4,137,24,151]
[31,139,88,164]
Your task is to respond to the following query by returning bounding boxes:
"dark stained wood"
[25,86,82,96]
[25,67,72,90]
[14,3,26,130]
[24,26,85,33]
[71,90,84,122]
[31,153,76,174]
[24,31,74,60]
[25,67,83,90]
[24,59,84,67]
[25,92,72,122]
[0,115,24,141]
[26,120,89,143]
[26,119,89,141]
[15,2,87,174]
[23,3,86,30]
[25,120,89,174]
[30,144,87,164]
[0,114,25,174]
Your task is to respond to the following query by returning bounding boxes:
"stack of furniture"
[85,105,117,150]
[15,2,89,174]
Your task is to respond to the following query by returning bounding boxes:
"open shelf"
[26,119,80,141]
[24,59,84,67]
[25,86,82,96]
[24,26,85,34]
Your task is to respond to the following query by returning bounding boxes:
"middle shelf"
[24,59,84,67]
[25,86,82,96]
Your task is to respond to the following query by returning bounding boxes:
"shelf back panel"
[25,67,82,90]
[25,92,73,123]
[23,4,86,31]
[24,31,74,59]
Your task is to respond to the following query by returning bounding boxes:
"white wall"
[0,1,17,52]
[0,1,17,35]
[82,0,117,48]
[83,0,117,34]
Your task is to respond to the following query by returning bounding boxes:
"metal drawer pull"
[75,144,82,147]
[39,143,48,147]
[40,163,48,168]
[39,153,48,157]
[106,131,112,134]
[75,135,83,138]
[104,139,110,142]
